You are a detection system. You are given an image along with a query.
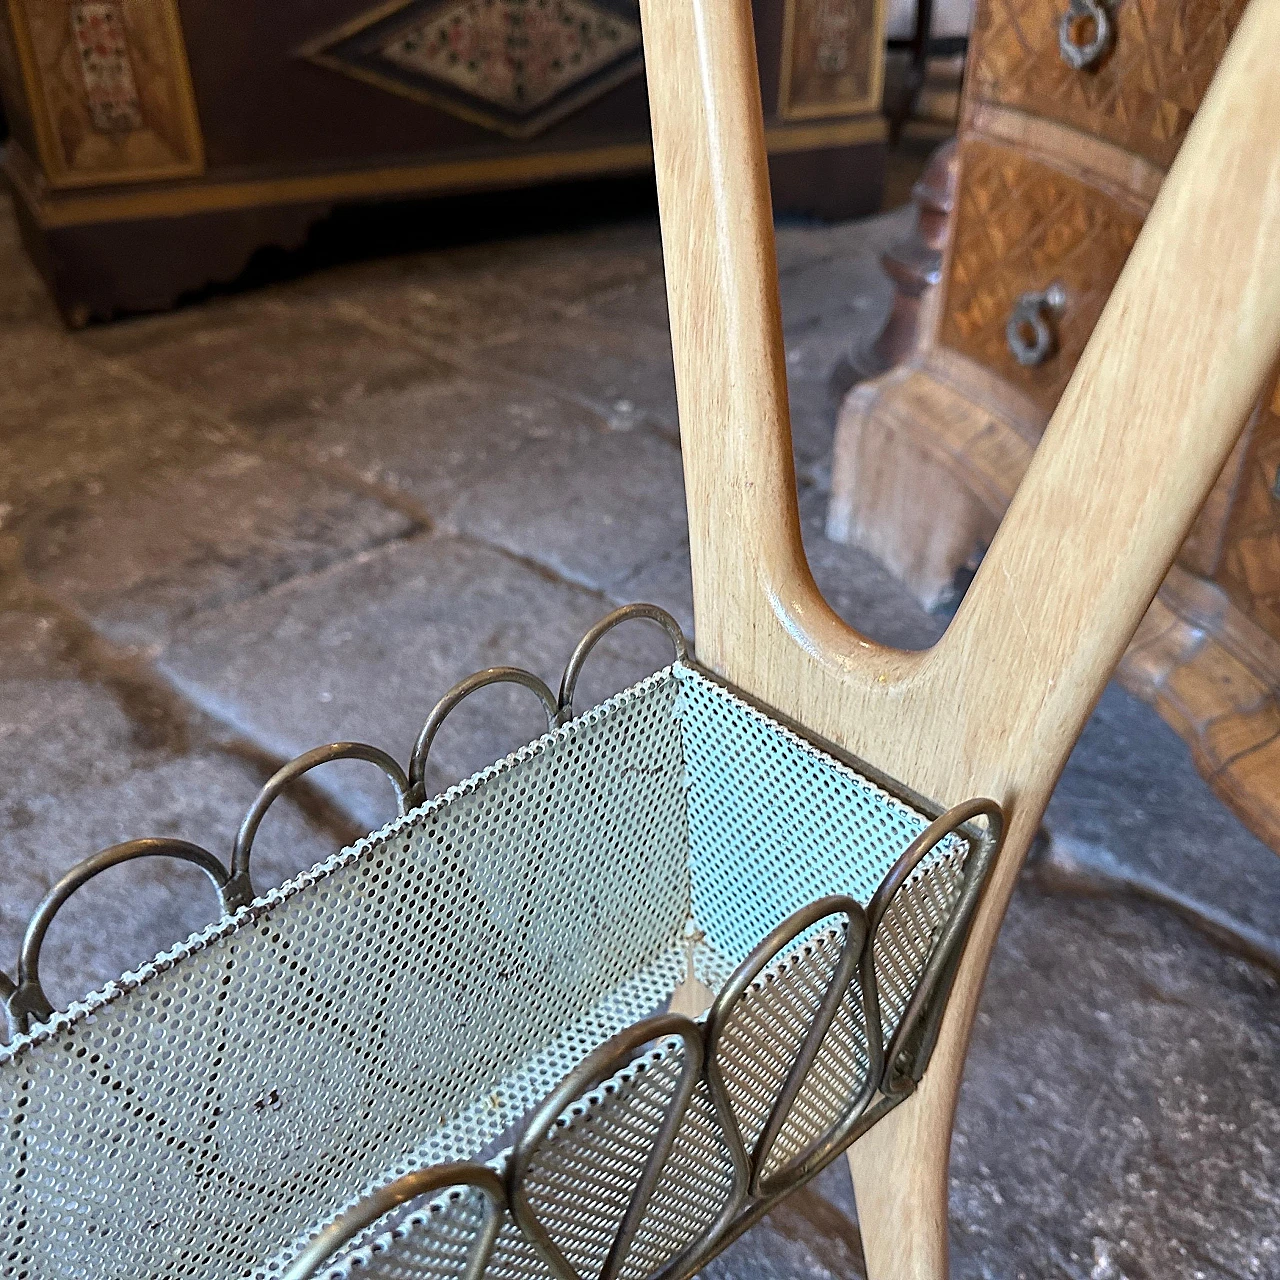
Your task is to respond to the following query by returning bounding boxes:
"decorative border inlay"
[4,117,888,229]
[297,0,645,140]
[5,0,203,189]
[777,0,887,121]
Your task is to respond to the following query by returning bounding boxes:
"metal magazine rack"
[9,0,1271,1268]
[0,604,1002,1280]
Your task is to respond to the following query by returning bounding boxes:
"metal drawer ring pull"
[1006,284,1067,367]
[1059,0,1111,70]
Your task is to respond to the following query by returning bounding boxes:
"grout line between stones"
[0,547,361,850]
[324,285,682,437]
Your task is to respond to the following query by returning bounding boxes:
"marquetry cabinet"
[0,0,887,323]
[828,0,1280,852]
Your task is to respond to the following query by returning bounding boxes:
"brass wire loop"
[508,1014,709,1280]
[558,602,689,721]
[7,838,235,1032]
[281,1165,507,1280]
[0,602,1003,1280]
[230,742,412,906]
[409,667,562,803]
[288,799,1000,1280]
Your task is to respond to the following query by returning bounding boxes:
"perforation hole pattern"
[713,921,846,1164]
[0,662,979,1280]
[674,672,937,986]
[751,930,875,1184]
[873,848,969,1054]
[316,1184,493,1280]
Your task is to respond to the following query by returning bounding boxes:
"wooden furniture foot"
[828,357,1015,609]
[846,1083,952,1280]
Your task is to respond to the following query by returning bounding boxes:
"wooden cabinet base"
[8,191,331,326]
[5,135,885,325]
[829,351,1280,853]
[0,0,890,324]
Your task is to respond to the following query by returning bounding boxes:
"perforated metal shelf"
[0,606,1002,1280]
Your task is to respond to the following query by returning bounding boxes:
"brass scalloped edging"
[285,796,1003,1280]
[1,601,1005,1280]
[0,603,687,1040]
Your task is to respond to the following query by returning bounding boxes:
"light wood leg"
[846,1069,957,1280]
[846,808,1034,1280]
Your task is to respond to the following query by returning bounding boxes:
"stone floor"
[1,181,1278,1279]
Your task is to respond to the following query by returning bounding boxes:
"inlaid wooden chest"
[0,0,888,323]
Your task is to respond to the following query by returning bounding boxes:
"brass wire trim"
[281,791,1000,1280]
[1,603,686,1036]
[0,603,1004,1280]
[282,1164,507,1280]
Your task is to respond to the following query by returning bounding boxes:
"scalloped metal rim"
[1,603,1005,1280]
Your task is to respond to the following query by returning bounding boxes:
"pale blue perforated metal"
[0,663,972,1280]
[675,669,935,986]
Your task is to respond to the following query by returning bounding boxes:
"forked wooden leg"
[845,1067,958,1280]
[638,0,1280,1270]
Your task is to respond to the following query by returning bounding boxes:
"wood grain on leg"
[639,1,1280,1275]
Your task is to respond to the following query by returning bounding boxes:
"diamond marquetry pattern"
[302,0,643,138]
[969,0,1247,169]
[938,137,1143,416]
[381,0,640,114]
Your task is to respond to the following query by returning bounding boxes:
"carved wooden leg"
[846,799,1045,1280]
[833,140,957,391]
